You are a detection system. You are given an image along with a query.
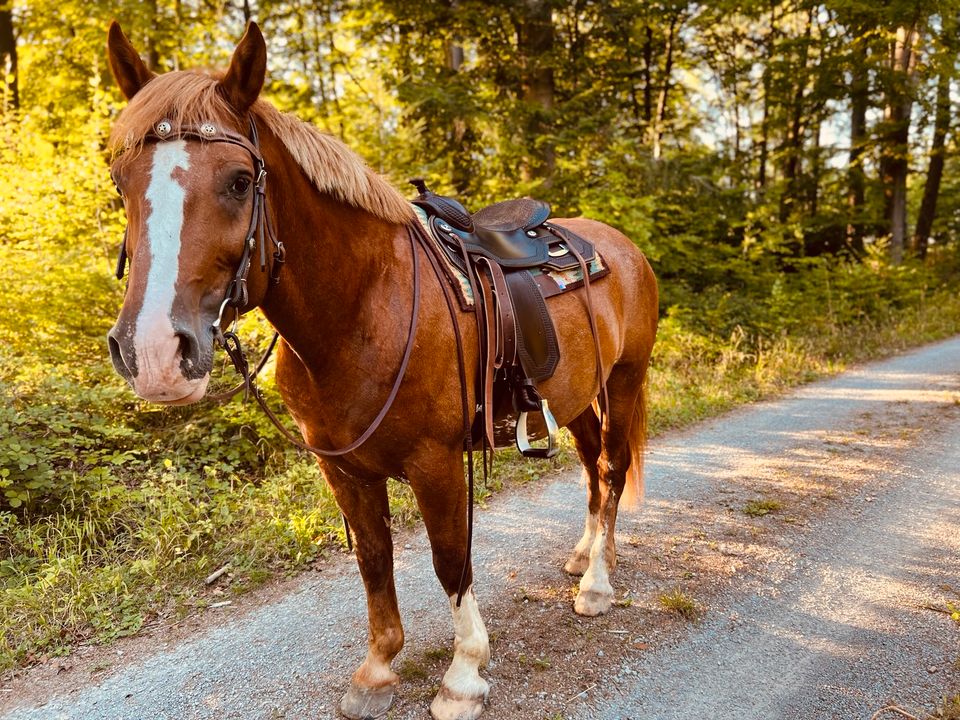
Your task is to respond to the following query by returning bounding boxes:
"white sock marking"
[441,588,489,699]
[580,526,614,597]
[573,511,599,558]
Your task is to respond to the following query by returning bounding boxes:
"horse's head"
[105,22,269,404]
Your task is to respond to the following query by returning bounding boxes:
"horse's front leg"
[321,462,403,720]
[409,451,490,720]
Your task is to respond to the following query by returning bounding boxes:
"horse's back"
[533,216,657,427]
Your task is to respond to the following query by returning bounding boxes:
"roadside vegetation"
[658,588,701,621]
[4,1,960,675]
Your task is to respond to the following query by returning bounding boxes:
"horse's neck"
[258,144,408,371]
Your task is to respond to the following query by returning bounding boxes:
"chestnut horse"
[105,21,657,720]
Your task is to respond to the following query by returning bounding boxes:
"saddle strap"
[474,269,497,449]
[474,255,523,449]
[548,223,609,421]
[474,257,518,370]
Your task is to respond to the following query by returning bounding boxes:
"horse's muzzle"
[107,321,212,404]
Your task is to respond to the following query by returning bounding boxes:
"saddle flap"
[471,226,551,267]
[472,198,551,233]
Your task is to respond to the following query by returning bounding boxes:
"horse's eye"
[231,176,252,195]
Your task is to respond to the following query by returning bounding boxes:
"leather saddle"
[411,180,601,458]
[414,184,595,273]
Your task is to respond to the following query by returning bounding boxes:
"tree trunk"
[756,4,778,191]
[779,7,813,225]
[846,43,868,255]
[0,2,18,110]
[880,24,919,265]
[146,0,161,71]
[642,25,653,125]
[651,14,678,160]
[519,0,555,187]
[912,67,951,259]
[445,0,474,195]
[809,116,821,217]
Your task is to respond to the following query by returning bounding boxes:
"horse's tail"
[619,384,647,510]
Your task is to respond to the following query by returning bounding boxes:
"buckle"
[516,398,559,459]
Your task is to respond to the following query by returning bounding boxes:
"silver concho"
[155,119,172,137]
[200,123,217,137]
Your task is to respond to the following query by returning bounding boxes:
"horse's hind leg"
[573,362,647,617]
[320,463,404,720]
[408,449,489,720]
[564,408,603,576]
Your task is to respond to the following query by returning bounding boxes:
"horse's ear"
[217,22,267,113]
[107,21,155,100]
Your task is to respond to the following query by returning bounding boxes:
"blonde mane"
[109,71,414,225]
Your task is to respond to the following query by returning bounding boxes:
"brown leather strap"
[549,224,608,423]
[207,332,279,402]
[218,225,422,457]
[473,265,498,449]
[475,257,517,369]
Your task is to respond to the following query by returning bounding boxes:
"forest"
[2,0,960,670]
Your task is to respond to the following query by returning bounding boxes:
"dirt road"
[4,337,960,720]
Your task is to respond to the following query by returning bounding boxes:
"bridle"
[114,117,286,314]
[111,116,476,604]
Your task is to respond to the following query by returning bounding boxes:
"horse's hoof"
[574,588,613,617]
[563,553,589,576]
[340,682,395,719]
[430,682,488,720]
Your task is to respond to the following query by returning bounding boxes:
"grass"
[4,253,960,673]
[658,588,700,620]
[933,695,960,720]
[743,498,784,518]
[517,653,552,670]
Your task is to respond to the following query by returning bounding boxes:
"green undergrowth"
[3,233,960,673]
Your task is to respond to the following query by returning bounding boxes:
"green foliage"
[743,499,783,518]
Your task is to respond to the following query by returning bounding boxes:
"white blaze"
[135,140,190,347]
[129,140,200,401]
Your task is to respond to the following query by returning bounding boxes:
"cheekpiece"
[155,119,172,137]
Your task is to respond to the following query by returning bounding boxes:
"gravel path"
[4,337,960,720]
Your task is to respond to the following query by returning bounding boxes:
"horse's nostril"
[175,329,201,368]
[107,330,136,379]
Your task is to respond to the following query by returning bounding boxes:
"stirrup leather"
[516,398,560,459]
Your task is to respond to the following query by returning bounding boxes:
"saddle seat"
[411,181,593,271]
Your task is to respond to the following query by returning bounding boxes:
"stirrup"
[516,399,559,459]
